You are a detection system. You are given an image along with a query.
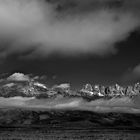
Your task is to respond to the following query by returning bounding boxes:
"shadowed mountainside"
[0,109,140,129]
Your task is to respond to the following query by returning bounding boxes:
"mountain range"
[0,73,139,128]
[0,72,139,100]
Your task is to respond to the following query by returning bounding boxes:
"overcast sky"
[0,0,140,88]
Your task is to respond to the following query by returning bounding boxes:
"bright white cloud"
[54,83,70,89]
[7,73,30,81]
[0,0,139,58]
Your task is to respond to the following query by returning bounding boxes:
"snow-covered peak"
[80,89,94,96]
[97,92,104,97]
[33,82,47,89]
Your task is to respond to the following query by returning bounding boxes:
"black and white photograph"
[0,0,140,139]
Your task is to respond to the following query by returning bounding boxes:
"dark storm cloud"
[0,0,140,58]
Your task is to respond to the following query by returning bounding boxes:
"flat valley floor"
[0,128,140,140]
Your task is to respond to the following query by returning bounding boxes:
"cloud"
[122,64,140,83]
[7,72,30,82]
[0,96,140,113]
[29,96,140,113]
[53,97,137,113]
[0,0,139,58]
[133,64,140,75]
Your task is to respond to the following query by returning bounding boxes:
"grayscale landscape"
[0,73,139,139]
[0,0,140,139]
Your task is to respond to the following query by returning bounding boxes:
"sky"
[0,0,140,89]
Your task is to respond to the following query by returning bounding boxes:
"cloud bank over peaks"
[7,73,30,82]
[0,0,139,58]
